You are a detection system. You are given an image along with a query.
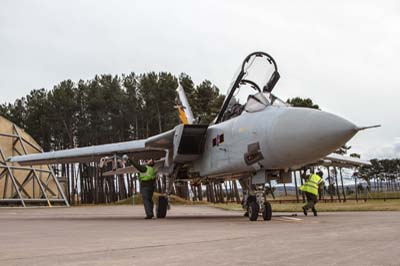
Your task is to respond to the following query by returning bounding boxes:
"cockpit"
[217,52,289,123]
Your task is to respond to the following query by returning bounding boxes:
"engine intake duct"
[173,124,208,163]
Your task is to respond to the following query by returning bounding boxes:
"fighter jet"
[8,51,378,221]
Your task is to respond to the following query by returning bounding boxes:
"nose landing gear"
[242,181,272,221]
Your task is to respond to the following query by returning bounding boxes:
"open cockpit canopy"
[215,52,289,122]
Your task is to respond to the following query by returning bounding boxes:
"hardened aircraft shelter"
[0,116,68,207]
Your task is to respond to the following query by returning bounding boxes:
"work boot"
[302,206,308,216]
[144,215,154,219]
[312,208,317,216]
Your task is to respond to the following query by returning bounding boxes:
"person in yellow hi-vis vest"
[131,159,156,219]
[300,171,324,216]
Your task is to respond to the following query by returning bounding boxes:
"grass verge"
[212,200,400,212]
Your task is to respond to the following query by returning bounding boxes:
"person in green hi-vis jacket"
[300,171,324,216]
[131,159,156,219]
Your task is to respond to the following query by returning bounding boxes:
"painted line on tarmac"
[274,216,303,222]
[281,216,303,221]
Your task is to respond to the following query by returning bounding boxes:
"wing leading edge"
[323,153,371,167]
[8,129,176,166]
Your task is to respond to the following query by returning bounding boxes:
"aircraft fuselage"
[191,105,358,178]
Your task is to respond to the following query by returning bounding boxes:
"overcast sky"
[1,0,399,159]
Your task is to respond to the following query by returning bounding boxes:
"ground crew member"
[317,170,325,200]
[131,159,156,219]
[300,171,323,216]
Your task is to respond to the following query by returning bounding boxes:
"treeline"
[360,159,400,179]
[0,72,224,151]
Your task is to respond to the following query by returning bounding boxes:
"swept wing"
[8,129,175,166]
[323,153,371,167]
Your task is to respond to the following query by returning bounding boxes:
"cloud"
[365,138,400,159]
[394,138,400,155]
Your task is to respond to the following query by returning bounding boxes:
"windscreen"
[231,57,275,105]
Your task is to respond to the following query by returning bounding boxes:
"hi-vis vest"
[300,174,322,196]
[139,166,156,182]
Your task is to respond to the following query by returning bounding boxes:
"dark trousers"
[304,192,318,211]
[140,185,154,217]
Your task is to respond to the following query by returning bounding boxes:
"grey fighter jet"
[8,51,378,221]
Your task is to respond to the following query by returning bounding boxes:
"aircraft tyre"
[156,196,168,218]
[248,201,259,221]
[262,201,272,221]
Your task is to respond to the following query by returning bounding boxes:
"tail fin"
[176,84,195,124]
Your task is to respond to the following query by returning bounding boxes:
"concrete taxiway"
[0,205,399,266]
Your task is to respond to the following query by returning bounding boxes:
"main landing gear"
[155,173,175,219]
[156,196,168,218]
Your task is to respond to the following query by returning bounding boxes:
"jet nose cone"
[267,108,358,168]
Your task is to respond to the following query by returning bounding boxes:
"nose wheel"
[248,201,259,221]
[247,201,272,221]
[262,201,272,221]
[243,184,272,221]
